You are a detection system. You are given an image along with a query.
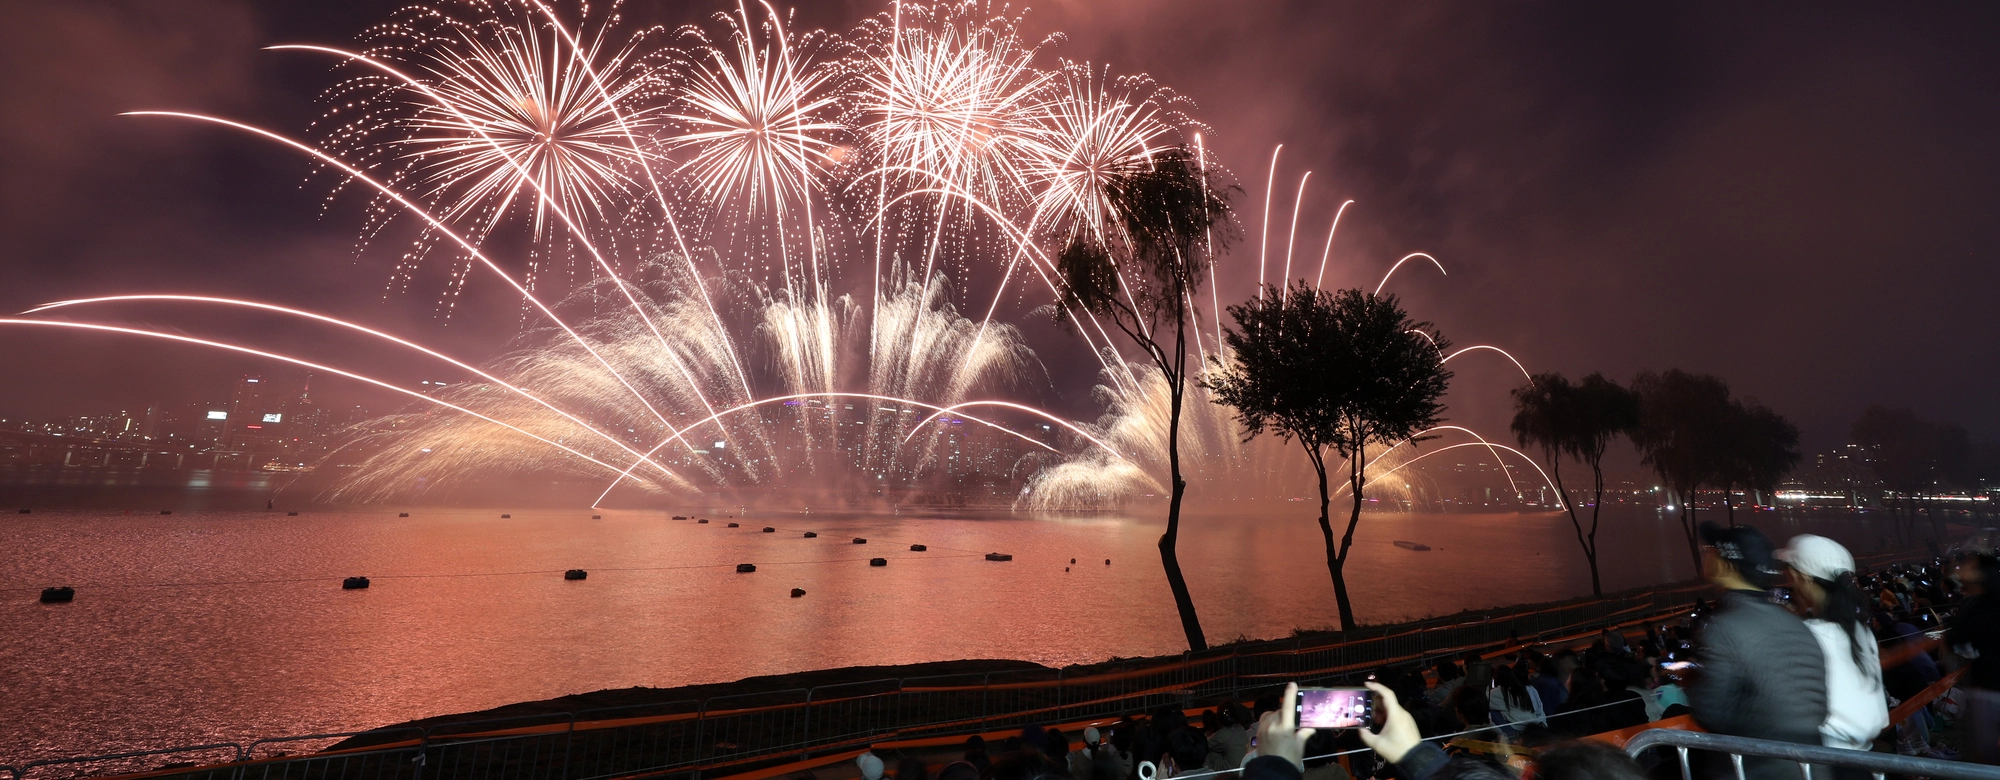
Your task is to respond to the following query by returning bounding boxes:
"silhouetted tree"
[1853,406,1967,542]
[1714,401,1802,525]
[1630,369,1734,573]
[1210,284,1447,630]
[1511,372,1638,596]
[1055,146,1235,651]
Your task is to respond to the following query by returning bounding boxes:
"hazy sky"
[2,0,1997,453]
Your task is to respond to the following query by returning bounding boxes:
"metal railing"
[1624,729,2000,780]
[14,584,1711,780]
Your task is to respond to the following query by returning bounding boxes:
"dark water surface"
[0,500,1903,762]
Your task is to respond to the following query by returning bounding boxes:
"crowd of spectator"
[850,526,1989,780]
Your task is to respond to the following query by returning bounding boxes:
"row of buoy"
[36,549,1106,603]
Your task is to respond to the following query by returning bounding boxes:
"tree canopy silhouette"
[1209,283,1448,630]
[1054,145,1235,651]
[1511,372,1638,596]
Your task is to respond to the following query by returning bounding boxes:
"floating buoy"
[500,514,511,519]
[1065,567,1070,572]
[869,557,888,566]
[791,588,806,598]
[342,577,370,590]
[803,531,818,538]
[591,515,602,519]
[40,586,74,603]
[1070,558,1077,564]
[852,537,867,544]
[762,527,775,533]
[736,563,757,573]
[564,569,588,580]
[287,511,299,516]
[727,522,740,528]
[160,510,172,515]
[910,544,927,552]
[985,552,1012,562]
[1105,559,1111,565]
[398,512,410,518]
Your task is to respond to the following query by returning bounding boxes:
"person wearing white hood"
[1778,535,1890,762]
[857,752,886,780]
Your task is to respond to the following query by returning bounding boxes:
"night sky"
[3,0,1998,455]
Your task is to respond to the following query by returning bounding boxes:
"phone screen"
[1296,687,1372,729]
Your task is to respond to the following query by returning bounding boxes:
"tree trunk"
[1548,454,1596,596]
[1585,457,1606,597]
[1679,486,1702,578]
[1308,443,1344,624]
[1332,441,1365,630]
[1157,324,1206,651]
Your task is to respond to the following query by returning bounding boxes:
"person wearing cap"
[1779,534,1889,769]
[1690,522,1829,780]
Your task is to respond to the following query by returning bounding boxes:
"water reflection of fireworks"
[8,0,1558,508]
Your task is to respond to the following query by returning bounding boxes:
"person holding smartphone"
[1246,682,1640,780]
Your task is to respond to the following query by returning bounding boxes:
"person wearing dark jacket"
[1689,522,1829,780]
[1949,553,2000,764]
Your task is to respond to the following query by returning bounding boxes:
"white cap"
[857,753,884,780]
[1778,534,1855,582]
[1084,727,1102,746]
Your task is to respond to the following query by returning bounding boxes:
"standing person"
[1689,523,1829,780]
[1778,534,1889,768]
[1949,553,2000,764]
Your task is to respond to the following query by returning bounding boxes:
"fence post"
[1055,668,1065,724]
[980,673,991,732]
[557,712,575,780]
[801,687,815,761]
[691,699,709,780]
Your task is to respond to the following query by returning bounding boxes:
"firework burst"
[11,0,1565,511]
[663,1,848,219]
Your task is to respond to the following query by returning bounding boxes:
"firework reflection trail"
[0,319,680,485]
[1442,345,1536,383]
[1257,145,1281,297]
[898,400,1127,456]
[1279,171,1308,301]
[1313,199,1353,290]
[127,112,686,434]
[1374,252,1447,295]
[26,295,685,479]
[1358,441,1557,501]
[278,44,731,426]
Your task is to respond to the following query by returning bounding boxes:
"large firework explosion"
[11,0,1558,509]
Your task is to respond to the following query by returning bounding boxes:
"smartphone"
[1294,686,1375,730]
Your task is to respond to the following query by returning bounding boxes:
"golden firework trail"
[22,0,1560,510]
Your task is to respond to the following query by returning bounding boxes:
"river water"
[0,499,1903,762]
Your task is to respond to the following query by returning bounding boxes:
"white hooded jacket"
[1805,620,1889,751]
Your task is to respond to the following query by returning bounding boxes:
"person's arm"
[1356,683,1507,780]
[1248,683,1316,780]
